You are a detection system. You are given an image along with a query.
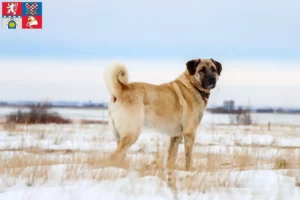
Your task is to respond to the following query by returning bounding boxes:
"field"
[1,116,300,199]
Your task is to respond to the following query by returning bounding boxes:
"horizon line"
[0,100,299,109]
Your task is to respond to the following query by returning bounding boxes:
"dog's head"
[186,58,222,90]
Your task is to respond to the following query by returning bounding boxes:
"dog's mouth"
[202,82,216,90]
[207,84,216,89]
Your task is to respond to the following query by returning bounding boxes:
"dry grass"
[0,123,300,196]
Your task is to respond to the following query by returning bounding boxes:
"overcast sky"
[0,0,300,107]
[1,59,300,108]
[1,0,300,59]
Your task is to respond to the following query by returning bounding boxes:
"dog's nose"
[209,77,216,84]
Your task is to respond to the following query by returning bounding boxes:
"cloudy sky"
[0,0,300,107]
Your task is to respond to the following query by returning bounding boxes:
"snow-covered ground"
[0,122,300,199]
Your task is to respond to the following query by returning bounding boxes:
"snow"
[0,121,300,199]
[1,172,300,200]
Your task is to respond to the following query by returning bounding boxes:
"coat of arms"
[2,2,43,29]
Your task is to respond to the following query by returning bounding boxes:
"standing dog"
[104,59,222,170]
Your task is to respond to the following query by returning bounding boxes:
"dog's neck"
[176,71,210,104]
[194,86,210,99]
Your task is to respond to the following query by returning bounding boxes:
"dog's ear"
[186,59,201,75]
[211,58,222,76]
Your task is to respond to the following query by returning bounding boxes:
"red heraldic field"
[22,15,42,29]
[2,2,22,16]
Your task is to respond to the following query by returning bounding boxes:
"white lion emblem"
[6,3,18,15]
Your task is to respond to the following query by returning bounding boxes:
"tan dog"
[104,59,222,170]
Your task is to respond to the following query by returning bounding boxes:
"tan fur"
[104,59,221,170]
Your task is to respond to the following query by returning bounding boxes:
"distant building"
[223,100,235,112]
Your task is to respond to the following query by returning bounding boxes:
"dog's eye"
[199,68,206,74]
[211,67,216,73]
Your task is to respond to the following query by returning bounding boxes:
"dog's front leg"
[167,136,181,169]
[184,133,196,171]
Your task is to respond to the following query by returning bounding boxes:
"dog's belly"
[143,112,183,137]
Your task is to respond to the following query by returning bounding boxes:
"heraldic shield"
[2,2,42,29]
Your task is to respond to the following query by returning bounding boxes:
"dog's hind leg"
[109,117,120,145]
[111,131,141,164]
[110,106,144,162]
[114,134,139,158]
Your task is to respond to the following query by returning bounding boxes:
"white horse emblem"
[26,16,38,28]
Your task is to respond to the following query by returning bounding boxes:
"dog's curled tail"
[104,63,128,97]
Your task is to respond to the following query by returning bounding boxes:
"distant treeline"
[207,107,300,114]
[207,100,300,114]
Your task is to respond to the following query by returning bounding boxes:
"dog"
[104,58,222,170]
